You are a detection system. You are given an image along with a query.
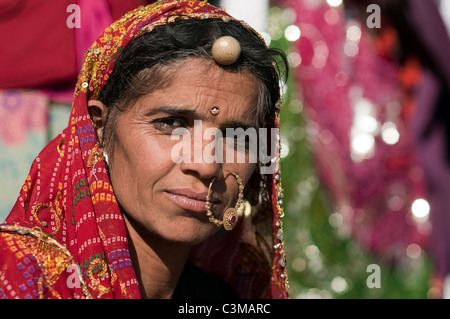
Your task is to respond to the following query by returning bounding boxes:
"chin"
[157,217,218,246]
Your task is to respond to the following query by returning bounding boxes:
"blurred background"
[1,0,449,298]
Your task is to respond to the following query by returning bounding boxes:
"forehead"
[133,58,259,125]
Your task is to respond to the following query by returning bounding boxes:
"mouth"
[165,188,220,214]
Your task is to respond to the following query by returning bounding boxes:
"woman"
[0,0,289,299]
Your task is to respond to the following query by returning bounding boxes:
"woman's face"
[107,58,259,245]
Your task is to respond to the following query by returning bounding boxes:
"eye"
[223,131,252,152]
[153,117,187,132]
[235,136,251,151]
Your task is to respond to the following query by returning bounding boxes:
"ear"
[88,100,108,144]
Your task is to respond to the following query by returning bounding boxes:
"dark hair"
[98,16,288,204]
[99,16,287,129]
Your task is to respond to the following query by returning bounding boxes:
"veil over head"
[1,0,289,299]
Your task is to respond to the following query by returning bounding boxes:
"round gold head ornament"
[211,35,242,65]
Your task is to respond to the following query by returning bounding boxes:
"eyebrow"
[145,106,197,117]
[146,106,254,129]
[222,120,254,131]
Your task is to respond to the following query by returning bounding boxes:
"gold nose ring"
[205,170,244,231]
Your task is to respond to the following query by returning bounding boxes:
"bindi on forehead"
[210,106,220,116]
[136,60,258,124]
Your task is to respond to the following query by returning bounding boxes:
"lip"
[165,188,220,213]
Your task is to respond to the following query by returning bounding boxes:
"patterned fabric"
[0,1,289,299]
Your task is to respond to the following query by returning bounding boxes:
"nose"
[178,123,223,181]
[180,158,222,181]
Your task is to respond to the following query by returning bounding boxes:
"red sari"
[0,1,289,299]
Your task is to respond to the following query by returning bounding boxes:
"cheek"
[240,163,258,185]
[108,125,176,214]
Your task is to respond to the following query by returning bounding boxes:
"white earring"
[103,152,109,165]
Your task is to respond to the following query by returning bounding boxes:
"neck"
[124,215,191,299]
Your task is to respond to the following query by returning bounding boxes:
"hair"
[97,16,288,205]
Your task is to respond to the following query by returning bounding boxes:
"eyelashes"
[152,116,251,151]
[152,117,188,132]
